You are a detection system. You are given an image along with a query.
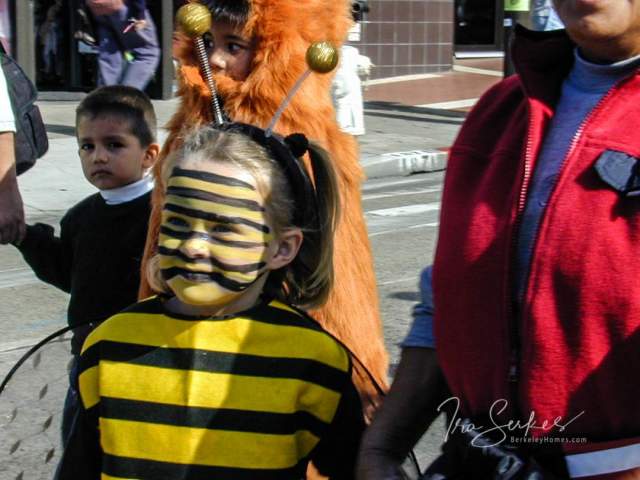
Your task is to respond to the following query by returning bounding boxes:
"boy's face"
[77,114,158,190]
[158,162,275,309]
[553,0,640,61]
[205,20,255,81]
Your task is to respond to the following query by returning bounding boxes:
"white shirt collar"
[99,174,154,205]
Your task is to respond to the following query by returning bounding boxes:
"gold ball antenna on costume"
[306,42,339,74]
[176,2,212,38]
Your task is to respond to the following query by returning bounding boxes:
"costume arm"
[312,377,366,479]
[356,266,447,479]
[356,347,447,480]
[16,219,73,292]
[403,266,436,349]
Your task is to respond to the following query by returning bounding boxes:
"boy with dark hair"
[12,84,160,441]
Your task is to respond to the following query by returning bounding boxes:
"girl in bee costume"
[140,0,388,413]
[56,125,365,480]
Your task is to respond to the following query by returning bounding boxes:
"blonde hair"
[147,126,340,309]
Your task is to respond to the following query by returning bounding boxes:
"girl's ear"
[142,143,161,169]
[267,228,303,270]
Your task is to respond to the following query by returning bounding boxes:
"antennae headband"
[222,123,319,230]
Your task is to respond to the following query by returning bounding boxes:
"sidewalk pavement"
[18,58,502,219]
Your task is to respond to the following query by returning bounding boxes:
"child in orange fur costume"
[140,0,388,412]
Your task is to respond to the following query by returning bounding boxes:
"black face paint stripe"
[161,267,260,292]
[158,246,266,273]
[166,186,265,212]
[164,204,270,233]
[159,226,268,248]
[172,167,256,190]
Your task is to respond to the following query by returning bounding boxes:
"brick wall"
[353,0,454,79]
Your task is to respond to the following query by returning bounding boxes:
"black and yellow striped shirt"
[57,296,364,479]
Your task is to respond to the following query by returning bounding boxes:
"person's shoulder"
[118,190,153,219]
[256,299,324,329]
[451,75,527,154]
[81,296,163,352]
[474,75,524,113]
[63,192,102,221]
[256,300,351,373]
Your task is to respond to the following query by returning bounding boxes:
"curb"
[362,149,448,179]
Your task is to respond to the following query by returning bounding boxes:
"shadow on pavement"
[364,111,464,126]
[389,291,420,302]
[365,100,468,119]
[45,125,77,137]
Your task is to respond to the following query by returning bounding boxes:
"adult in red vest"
[358,1,640,478]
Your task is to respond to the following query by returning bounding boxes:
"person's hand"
[133,19,148,31]
[0,173,26,245]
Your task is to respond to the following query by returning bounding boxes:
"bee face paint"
[159,166,273,307]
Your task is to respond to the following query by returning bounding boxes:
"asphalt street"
[0,171,449,476]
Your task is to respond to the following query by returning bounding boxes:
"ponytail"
[282,142,340,309]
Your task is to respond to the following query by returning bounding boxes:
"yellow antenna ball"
[306,42,340,74]
[176,2,212,38]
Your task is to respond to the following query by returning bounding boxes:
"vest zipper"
[507,114,534,386]
[506,80,624,388]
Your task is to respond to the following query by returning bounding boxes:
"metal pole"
[159,0,174,99]
[15,0,36,82]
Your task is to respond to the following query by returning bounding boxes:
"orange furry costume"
[139,0,388,409]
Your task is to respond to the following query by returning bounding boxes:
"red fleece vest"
[433,28,640,443]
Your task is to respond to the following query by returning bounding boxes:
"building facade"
[5,1,505,98]
[354,0,455,79]
[7,0,173,99]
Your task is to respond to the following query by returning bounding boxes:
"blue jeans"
[61,355,80,447]
[95,6,160,90]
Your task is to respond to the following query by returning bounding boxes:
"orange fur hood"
[169,0,360,184]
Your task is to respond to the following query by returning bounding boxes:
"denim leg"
[120,11,160,90]
[120,47,160,90]
[61,355,80,447]
[96,21,123,86]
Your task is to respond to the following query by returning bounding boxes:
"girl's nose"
[180,237,209,258]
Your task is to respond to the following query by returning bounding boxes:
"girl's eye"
[108,142,124,149]
[80,143,94,151]
[167,217,189,228]
[210,224,234,234]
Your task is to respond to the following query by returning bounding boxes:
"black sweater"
[17,192,151,341]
